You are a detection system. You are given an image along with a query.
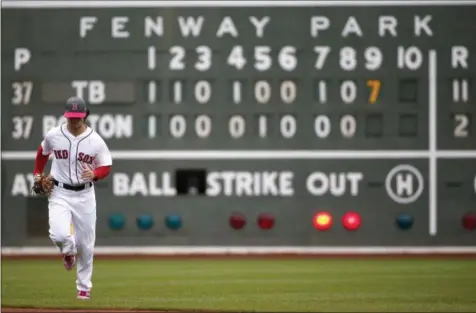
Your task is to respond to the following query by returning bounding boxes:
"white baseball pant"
[48,185,96,292]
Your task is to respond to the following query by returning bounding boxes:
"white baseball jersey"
[41,124,112,185]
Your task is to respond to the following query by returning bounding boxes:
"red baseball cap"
[64,96,87,118]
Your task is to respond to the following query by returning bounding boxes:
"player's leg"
[48,190,76,257]
[71,191,96,296]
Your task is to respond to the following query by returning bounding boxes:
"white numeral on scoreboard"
[340,115,357,138]
[254,115,298,139]
[195,115,212,138]
[255,81,271,104]
[229,115,246,138]
[317,81,327,103]
[12,81,33,105]
[195,46,212,71]
[453,114,469,138]
[147,46,156,70]
[452,79,469,103]
[169,46,186,70]
[169,115,213,139]
[169,115,186,138]
[254,46,272,71]
[340,80,357,104]
[280,80,297,104]
[12,116,33,139]
[314,115,331,138]
[232,81,242,104]
[340,47,357,71]
[172,81,183,104]
[195,81,212,104]
[227,46,247,70]
[364,47,383,71]
[171,80,213,104]
[279,46,297,71]
[148,81,157,103]
[313,46,331,70]
[227,46,297,71]
[397,46,423,70]
[148,115,156,138]
[159,115,362,140]
[313,46,382,71]
[167,45,213,71]
[258,115,268,138]
[314,115,356,138]
[317,81,357,104]
[251,80,297,104]
[280,115,297,138]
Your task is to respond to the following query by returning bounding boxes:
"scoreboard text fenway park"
[1,0,475,251]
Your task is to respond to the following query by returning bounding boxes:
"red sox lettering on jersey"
[78,153,95,164]
[53,150,96,165]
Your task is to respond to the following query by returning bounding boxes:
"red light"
[342,212,361,231]
[229,213,246,230]
[257,213,275,230]
[313,212,333,231]
[462,212,476,230]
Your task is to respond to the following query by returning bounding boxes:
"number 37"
[12,116,33,140]
[11,81,33,105]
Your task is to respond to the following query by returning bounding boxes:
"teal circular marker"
[109,214,126,230]
[136,214,154,230]
[165,215,182,230]
[396,213,414,230]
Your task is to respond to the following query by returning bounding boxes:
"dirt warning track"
[2,309,177,313]
[1,308,226,313]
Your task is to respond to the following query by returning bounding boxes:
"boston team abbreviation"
[1,1,476,248]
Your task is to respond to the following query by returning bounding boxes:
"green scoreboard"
[1,1,475,248]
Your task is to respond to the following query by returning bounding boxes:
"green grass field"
[2,259,476,312]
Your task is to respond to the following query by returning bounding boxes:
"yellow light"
[313,212,332,231]
[317,215,330,225]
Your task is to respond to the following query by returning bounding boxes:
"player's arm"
[33,135,52,176]
[93,140,112,181]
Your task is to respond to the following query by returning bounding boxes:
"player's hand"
[34,173,43,183]
[80,163,96,181]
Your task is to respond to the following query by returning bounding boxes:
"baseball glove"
[31,173,54,196]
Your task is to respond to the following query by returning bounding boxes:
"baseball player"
[32,97,112,300]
